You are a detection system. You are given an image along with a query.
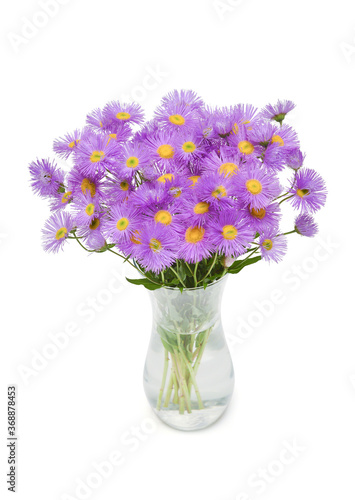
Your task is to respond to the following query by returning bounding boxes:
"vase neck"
[149,277,227,336]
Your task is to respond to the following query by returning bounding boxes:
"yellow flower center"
[106,133,117,145]
[120,181,129,191]
[219,162,239,177]
[157,144,175,159]
[185,226,205,244]
[296,188,309,198]
[154,210,172,225]
[222,225,238,240]
[90,150,105,163]
[238,140,254,155]
[149,238,162,253]
[251,207,266,219]
[85,203,95,216]
[89,218,100,230]
[81,178,96,197]
[169,114,185,126]
[271,135,284,147]
[116,112,130,120]
[182,141,196,153]
[246,179,262,195]
[189,175,200,187]
[55,227,67,240]
[212,185,227,198]
[130,230,142,245]
[61,191,72,204]
[232,123,239,135]
[194,202,210,214]
[126,156,139,168]
[116,217,129,231]
[170,187,182,198]
[157,173,174,183]
[262,239,273,250]
[68,140,79,149]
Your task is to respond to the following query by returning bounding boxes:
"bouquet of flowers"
[29,90,326,290]
[29,91,327,425]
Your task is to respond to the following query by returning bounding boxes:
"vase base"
[152,403,229,431]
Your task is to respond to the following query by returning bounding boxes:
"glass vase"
[143,276,234,431]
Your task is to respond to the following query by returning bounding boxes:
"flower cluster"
[29,91,327,288]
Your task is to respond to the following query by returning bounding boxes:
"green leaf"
[125,277,163,290]
[228,256,261,275]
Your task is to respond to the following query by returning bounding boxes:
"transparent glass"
[143,276,234,431]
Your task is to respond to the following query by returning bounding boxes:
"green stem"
[171,354,186,414]
[279,194,294,206]
[197,253,218,285]
[170,267,186,288]
[193,328,212,377]
[282,230,297,236]
[156,349,169,411]
[180,349,204,410]
[69,235,97,253]
[173,350,192,413]
[163,372,174,408]
[193,262,199,287]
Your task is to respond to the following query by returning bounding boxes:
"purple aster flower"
[86,107,112,132]
[135,223,178,274]
[161,90,204,112]
[74,133,121,177]
[288,168,327,213]
[104,171,134,204]
[294,213,319,237]
[103,204,141,244]
[179,194,217,226]
[134,119,160,142]
[208,210,254,258]
[42,211,74,253]
[286,149,305,170]
[260,100,296,124]
[85,230,107,251]
[29,158,64,198]
[259,231,287,263]
[144,130,178,166]
[209,106,235,137]
[49,190,74,212]
[67,167,105,200]
[233,164,281,209]
[228,125,261,158]
[103,101,144,126]
[76,213,105,243]
[174,132,205,163]
[72,192,101,228]
[115,140,150,176]
[230,104,259,134]
[178,224,214,264]
[261,143,285,173]
[154,101,197,132]
[53,129,82,160]
[268,125,299,151]
[241,201,281,233]
[129,182,170,211]
[144,206,181,232]
[157,173,191,206]
[194,172,235,208]
[202,148,241,178]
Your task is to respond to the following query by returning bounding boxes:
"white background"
[1,0,355,499]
